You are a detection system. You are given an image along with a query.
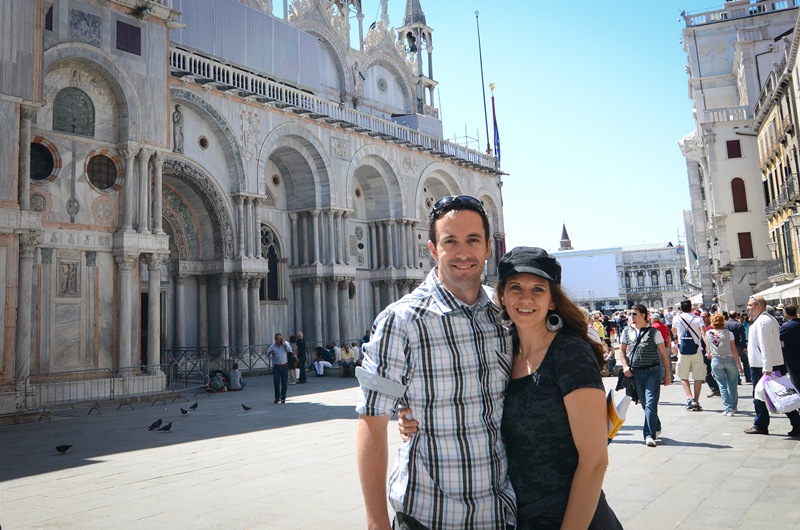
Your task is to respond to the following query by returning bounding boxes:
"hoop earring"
[546,312,563,332]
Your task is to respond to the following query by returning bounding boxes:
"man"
[649,312,672,379]
[744,295,800,435]
[774,304,800,437]
[725,311,749,383]
[266,333,292,403]
[672,300,706,411]
[356,195,515,530]
[619,304,673,447]
[295,331,307,384]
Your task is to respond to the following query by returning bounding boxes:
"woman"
[400,247,621,529]
[705,313,744,416]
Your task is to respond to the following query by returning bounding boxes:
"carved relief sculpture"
[172,104,184,153]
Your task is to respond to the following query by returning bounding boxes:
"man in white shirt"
[744,295,800,435]
[672,300,706,411]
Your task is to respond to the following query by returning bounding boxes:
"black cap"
[497,246,561,284]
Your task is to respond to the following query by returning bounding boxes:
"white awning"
[778,278,800,299]
[688,293,703,305]
[753,283,787,301]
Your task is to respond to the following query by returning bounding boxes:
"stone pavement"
[1,371,799,529]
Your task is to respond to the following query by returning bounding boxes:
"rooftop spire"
[559,223,573,251]
[404,0,426,26]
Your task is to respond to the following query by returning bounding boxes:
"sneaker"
[691,401,703,412]
[645,436,657,447]
[721,410,729,416]
[655,430,662,440]
[728,411,736,417]
[685,399,694,410]
[743,427,769,435]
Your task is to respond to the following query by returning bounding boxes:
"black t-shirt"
[501,333,604,509]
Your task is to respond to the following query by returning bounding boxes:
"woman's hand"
[397,408,418,442]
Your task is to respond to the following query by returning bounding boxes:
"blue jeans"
[711,357,738,412]
[273,364,288,401]
[632,365,662,439]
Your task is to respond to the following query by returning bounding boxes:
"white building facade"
[679,1,800,311]
[0,0,504,414]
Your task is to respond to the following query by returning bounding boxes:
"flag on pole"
[491,86,501,168]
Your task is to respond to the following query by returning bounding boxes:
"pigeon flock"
[56,397,260,455]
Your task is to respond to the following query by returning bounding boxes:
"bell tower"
[396,0,437,117]
[559,224,573,251]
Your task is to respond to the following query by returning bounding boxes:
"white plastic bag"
[607,389,632,441]
[754,374,769,404]
[763,372,800,414]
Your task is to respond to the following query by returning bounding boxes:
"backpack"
[678,316,699,355]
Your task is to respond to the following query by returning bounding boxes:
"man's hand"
[622,366,632,378]
[397,408,419,442]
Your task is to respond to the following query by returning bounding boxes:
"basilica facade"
[0,0,504,414]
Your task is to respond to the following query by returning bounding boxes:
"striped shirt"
[356,269,516,530]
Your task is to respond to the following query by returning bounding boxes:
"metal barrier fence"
[113,364,172,410]
[24,368,114,418]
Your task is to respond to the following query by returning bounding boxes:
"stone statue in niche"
[59,262,79,296]
[172,104,184,153]
[351,62,365,94]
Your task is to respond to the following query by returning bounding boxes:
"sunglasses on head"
[429,195,485,220]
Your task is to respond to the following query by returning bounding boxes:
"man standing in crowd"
[780,306,800,402]
[619,304,672,447]
[356,195,515,530]
[744,296,800,436]
[295,331,307,384]
[725,311,749,383]
[672,300,707,411]
[267,333,292,404]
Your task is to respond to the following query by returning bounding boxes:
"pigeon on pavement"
[158,422,172,432]
[180,408,189,415]
[189,402,198,411]
[56,444,72,455]
[148,419,163,431]
[242,404,251,412]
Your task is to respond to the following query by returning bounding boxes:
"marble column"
[401,220,409,268]
[85,251,97,366]
[329,209,337,264]
[289,212,299,266]
[237,275,249,348]
[338,280,350,341]
[253,199,262,259]
[384,220,395,268]
[411,222,420,268]
[147,254,166,365]
[15,233,39,388]
[152,151,164,233]
[388,280,397,305]
[115,253,138,369]
[311,210,320,264]
[369,223,378,269]
[372,281,381,320]
[137,148,152,233]
[357,11,364,51]
[378,222,386,268]
[326,279,339,341]
[249,276,261,346]
[244,197,253,257]
[120,148,136,231]
[198,275,208,349]
[237,197,246,258]
[301,212,309,265]
[312,277,323,343]
[39,248,53,372]
[174,274,186,349]
[293,280,302,333]
[342,212,350,265]
[18,106,36,211]
[218,274,230,350]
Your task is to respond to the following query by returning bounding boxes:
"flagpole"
[490,83,500,169]
[475,11,491,156]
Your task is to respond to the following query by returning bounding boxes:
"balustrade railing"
[170,48,497,170]
[685,0,800,27]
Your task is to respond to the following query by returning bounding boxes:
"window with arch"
[731,177,748,212]
[650,270,659,286]
[666,270,673,286]
[260,225,281,301]
[637,271,645,287]
[53,87,95,136]
[624,272,631,289]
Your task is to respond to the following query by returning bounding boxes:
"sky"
[372,0,723,253]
